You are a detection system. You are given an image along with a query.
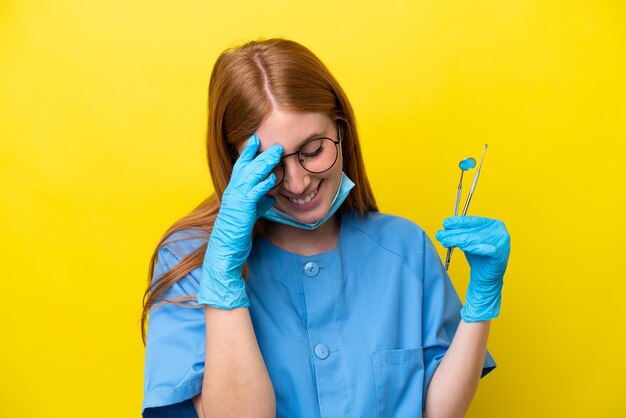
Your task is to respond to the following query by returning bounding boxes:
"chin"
[276,198,331,225]
[282,206,328,225]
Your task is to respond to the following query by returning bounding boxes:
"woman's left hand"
[435,216,511,322]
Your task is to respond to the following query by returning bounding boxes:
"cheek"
[319,164,343,197]
[327,158,343,179]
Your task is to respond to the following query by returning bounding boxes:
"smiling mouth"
[279,180,323,208]
[285,187,318,204]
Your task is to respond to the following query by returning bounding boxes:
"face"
[237,109,343,225]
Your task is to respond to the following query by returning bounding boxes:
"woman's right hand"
[197,134,283,309]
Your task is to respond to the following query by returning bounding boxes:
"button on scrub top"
[142,211,496,417]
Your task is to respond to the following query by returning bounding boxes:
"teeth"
[289,187,318,205]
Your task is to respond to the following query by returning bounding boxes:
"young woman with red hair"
[141,38,510,418]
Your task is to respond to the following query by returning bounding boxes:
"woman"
[141,38,510,418]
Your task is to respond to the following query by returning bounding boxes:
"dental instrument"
[444,144,488,270]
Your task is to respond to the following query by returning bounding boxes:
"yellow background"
[1,1,624,416]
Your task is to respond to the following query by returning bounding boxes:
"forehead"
[238,110,334,154]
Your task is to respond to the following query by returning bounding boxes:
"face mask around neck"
[260,172,355,230]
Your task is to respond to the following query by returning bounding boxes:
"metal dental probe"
[444,144,488,271]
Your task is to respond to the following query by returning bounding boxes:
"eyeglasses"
[266,123,342,191]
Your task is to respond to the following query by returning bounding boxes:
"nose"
[281,157,311,196]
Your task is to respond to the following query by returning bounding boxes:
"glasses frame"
[269,122,343,190]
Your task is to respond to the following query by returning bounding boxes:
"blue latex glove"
[197,134,283,309]
[435,216,511,322]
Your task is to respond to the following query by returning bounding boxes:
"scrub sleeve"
[142,233,206,417]
[420,228,496,407]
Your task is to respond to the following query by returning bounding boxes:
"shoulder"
[343,210,427,249]
[341,211,442,282]
[159,228,209,263]
[151,228,208,288]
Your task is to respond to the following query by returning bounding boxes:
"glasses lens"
[267,164,284,191]
[299,138,338,173]
[265,137,338,192]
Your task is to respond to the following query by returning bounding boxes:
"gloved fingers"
[458,242,498,257]
[437,228,510,263]
[439,217,509,242]
[436,225,489,241]
[434,232,455,248]
[251,173,278,199]
[443,215,496,229]
[436,225,485,237]
[244,144,283,185]
[233,134,260,169]
[435,231,484,249]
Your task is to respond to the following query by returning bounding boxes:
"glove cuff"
[197,289,250,310]
[461,279,503,322]
[197,265,250,310]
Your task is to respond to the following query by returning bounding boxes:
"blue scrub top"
[142,211,496,417]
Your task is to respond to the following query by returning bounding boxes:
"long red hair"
[141,38,378,344]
